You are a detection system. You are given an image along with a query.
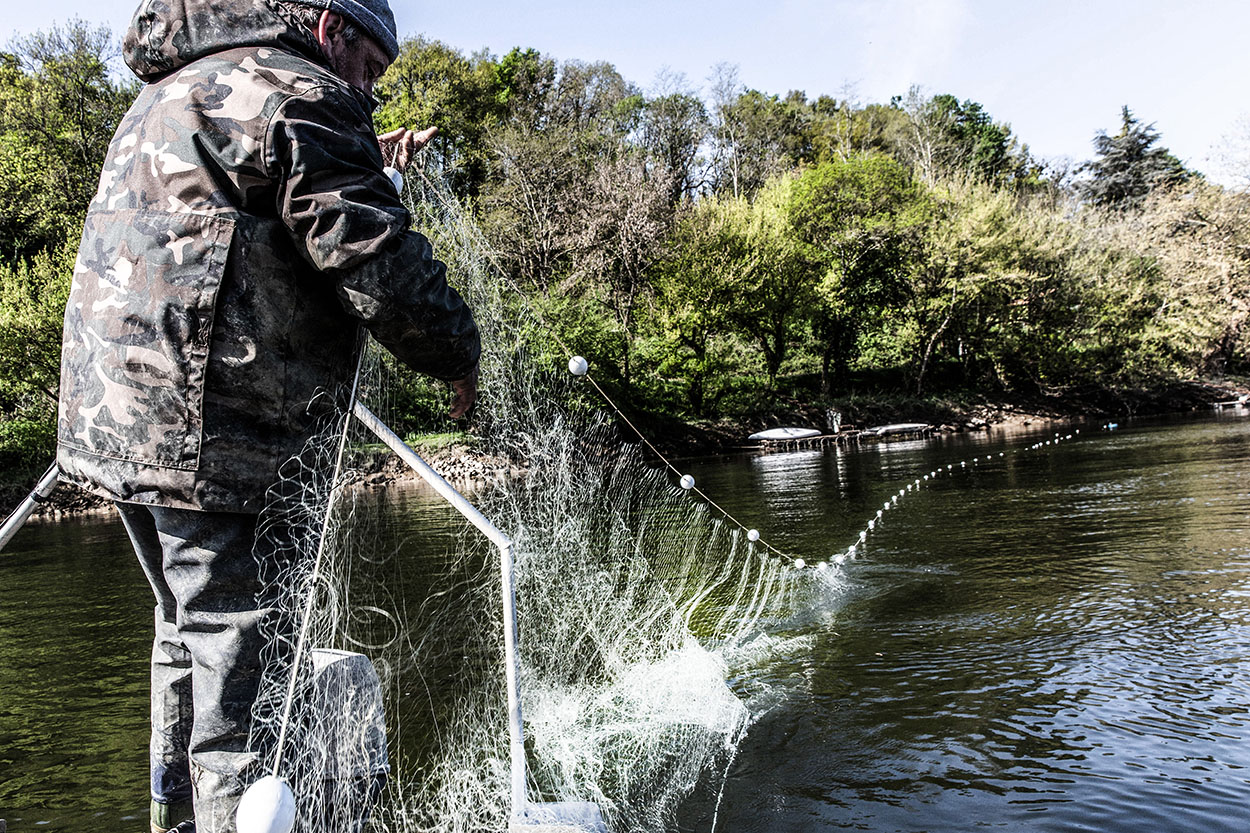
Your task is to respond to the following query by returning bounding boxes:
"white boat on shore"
[866,423,932,436]
[748,427,823,441]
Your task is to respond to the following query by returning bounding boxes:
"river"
[2,412,1249,832]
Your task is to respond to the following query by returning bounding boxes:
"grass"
[403,431,475,452]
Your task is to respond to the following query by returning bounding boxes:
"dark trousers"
[116,502,271,833]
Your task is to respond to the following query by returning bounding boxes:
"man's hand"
[378,126,438,172]
[449,364,479,419]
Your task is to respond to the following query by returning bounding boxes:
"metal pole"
[351,401,528,816]
[0,464,59,552]
[499,541,528,815]
[350,403,511,549]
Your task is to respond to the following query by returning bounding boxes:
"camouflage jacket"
[56,0,480,513]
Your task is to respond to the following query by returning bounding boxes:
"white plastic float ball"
[680,474,696,490]
[747,529,760,543]
[568,355,589,376]
[794,558,806,569]
[236,775,296,833]
[383,165,404,195]
[859,530,867,541]
[868,519,875,530]
[817,561,828,571]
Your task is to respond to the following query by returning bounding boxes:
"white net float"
[382,165,404,195]
[236,775,296,833]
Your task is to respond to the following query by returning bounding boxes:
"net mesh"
[245,171,827,833]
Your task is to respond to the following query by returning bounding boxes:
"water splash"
[246,173,822,833]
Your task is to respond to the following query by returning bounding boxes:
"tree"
[654,196,753,415]
[735,176,814,387]
[639,71,707,205]
[805,87,909,165]
[707,65,817,198]
[492,47,557,129]
[1104,183,1250,376]
[789,154,923,392]
[906,181,1081,393]
[549,59,635,134]
[479,123,583,289]
[1080,106,1190,210]
[373,37,503,199]
[0,20,136,258]
[900,88,1027,186]
[571,152,675,388]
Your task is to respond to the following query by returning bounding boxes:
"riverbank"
[17,377,1248,520]
[638,377,1250,458]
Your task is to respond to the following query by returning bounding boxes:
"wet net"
[246,171,827,833]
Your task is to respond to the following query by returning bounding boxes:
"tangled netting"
[246,171,827,833]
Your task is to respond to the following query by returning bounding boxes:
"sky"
[4,0,1247,181]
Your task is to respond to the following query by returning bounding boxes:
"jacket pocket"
[58,209,235,470]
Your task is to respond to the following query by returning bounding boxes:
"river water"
[2,413,1249,831]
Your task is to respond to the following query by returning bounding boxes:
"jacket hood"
[123,0,329,82]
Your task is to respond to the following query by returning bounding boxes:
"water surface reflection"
[688,415,1250,832]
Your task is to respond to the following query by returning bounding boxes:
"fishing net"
[245,170,826,833]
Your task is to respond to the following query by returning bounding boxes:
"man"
[54,0,480,830]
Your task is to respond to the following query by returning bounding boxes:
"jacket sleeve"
[268,82,480,382]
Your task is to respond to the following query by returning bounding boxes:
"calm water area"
[2,412,1249,831]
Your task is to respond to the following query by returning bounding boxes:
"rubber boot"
[150,798,195,833]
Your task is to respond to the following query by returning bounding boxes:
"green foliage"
[0,413,55,505]
[0,225,65,505]
[789,154,926,390]
[0,21,136,258]
[492,47,557,126]
[929,94,1017,182]
[1080,107,1191,210]
[737,176,815,385]
[640,89,707,204]
[897,89,1035,188]
[653,196,754,414]
[374,37,503,198]
[0,240,72,405]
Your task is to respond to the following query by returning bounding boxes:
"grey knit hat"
[295,0,399,62]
